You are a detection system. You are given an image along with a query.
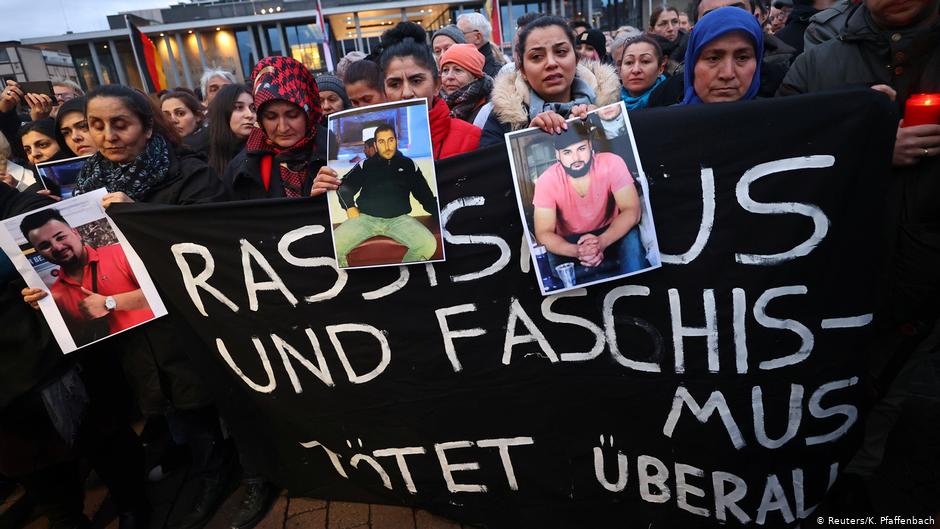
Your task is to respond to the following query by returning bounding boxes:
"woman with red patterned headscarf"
[223,56,333,200]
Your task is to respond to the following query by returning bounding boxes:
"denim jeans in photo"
[546,226,648,284]
[334,213,437,267]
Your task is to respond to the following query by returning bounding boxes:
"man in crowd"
[334,124,439,267]
[457,12,505,77]
[777,0,940,510]
[200,67,237,105]
[774,0,838,54]
[532,121,645,283]
[51,79,83,118]
[20,208,154,346]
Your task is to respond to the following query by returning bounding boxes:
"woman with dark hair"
[619,35,668,109]
[55,96,97,157]
[648,5,689,73]
[206,83,256,177]
[477,15,620,147]
[377,21,481,157]
[18,118,73,165]
[160,90,208,151]
[223,55,329,200]
[680,7,764,105]
[311,21,481,196]
[23,83,231,529]
[343,59,387,108]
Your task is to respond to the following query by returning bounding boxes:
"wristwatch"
[105,296,117,311]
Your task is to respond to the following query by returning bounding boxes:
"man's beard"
[563,156,593,178]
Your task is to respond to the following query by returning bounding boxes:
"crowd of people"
[0,0,938,527]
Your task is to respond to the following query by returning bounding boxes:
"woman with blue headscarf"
[681,6,764,105]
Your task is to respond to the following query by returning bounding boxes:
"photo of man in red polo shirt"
[20,208,154,346]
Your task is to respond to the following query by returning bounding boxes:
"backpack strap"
[260,154,273,192]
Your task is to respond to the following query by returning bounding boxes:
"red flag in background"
[125,16,166,93]
[486,0,502,46]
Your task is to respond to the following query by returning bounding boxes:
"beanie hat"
[577,29,607,57]
[315,74,351,108]
[432,25,466,46]
[439,43,485,79]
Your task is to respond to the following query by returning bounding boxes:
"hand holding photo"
[326,99,445,269]
[506,101,661,295]
[0,188,167,353]
[36,154,92,199]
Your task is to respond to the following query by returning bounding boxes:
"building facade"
[21,0,661,94]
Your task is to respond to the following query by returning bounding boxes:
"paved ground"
[0,474,470,529]
[0,425,470,529]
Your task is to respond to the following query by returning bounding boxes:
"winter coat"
[337,150,437,219]
[776,5,940,106]
[111,145,224,415]
[479,61,621,147]
[428,97,481,159]
[777,5,940,326]
[223,124,330,201]
[479,42,505,78]
[804,0,858,52]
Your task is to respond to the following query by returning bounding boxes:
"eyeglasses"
[462,29,480,36]
[55,92,76,103]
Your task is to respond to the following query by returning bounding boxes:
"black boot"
[229,479,277,529]
[172,475,229,529]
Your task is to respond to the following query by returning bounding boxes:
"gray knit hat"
[431,25,466,46]
[315,74,351,108]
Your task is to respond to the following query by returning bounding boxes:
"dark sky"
[3,0,175,41]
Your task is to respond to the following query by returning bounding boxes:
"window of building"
[235,28,258,80]
[284,23,324,72]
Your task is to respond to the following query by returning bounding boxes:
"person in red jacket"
[312,22,482,196]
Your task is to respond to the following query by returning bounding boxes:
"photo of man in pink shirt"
[532,120,648,285]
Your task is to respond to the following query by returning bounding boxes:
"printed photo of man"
[333,124,439,267]
[20,208,154,345]
[532,121,648,285]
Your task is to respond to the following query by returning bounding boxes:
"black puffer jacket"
[223,124,330,201]
[110,144,225,415]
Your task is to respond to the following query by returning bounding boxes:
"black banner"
[110,90,896,528]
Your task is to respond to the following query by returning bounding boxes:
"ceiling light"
[275,6,281,11]
[159,32,165,36]
[260,8,266,14]
[216,27,221,31]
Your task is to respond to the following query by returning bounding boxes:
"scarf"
[621,75,667,110]
[443,75,494,122]
[681,7,764,105]
[75,133,171,200]
[246,56,323,197]
[527,75,597,122]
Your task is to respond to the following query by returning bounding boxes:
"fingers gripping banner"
[109,90,897,528]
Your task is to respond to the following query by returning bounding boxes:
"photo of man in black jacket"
[333,124,440,268]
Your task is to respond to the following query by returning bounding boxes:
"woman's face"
[259,100,307,148]
[319,90,345,116]
[520,25,578,103]
[161,97,200,137]
[58,111,97,156]
[576,43,599,62]
[652,10,681,41]
[86,96,151,163]
[228,91,256,140]
[432,35,458,62]
[383,56,441,104]
[620,42,665,96]
[346,80,386,108]
[693,31,757,104]
[440,63,476,95]
[21,131,60,165]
